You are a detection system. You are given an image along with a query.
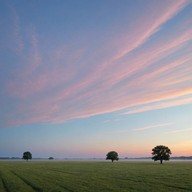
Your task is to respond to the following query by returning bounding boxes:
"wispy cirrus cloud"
[168,128,192,134]
[112,0,189,61]
[1,0,192,128]
[132,122,173,132]
[124,94,192,115]
[6,30,44,98]
[10,5,24,54]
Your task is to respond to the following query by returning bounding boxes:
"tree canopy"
[23,151,32,161]
[152,145,171,164]
[106,151,119,162]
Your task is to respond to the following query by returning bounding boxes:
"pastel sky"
[0,0,192,158]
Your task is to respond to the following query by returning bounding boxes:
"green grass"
[0,160,192,192]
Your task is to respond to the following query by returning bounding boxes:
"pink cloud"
[116,0,189,58]
[2,0,192,127]
[78,8,192,96]
[105,29,192,89]
[130,55,191,87]
[124,94,192,115]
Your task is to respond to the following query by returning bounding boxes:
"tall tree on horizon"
[106,151,119,163]
[23,151,32,161]
[152,145,171,164]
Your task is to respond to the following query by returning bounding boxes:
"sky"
[0,0,192,159]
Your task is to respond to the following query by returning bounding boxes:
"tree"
[106,151,119,162]
[152,145,171,164]
[23,151,32,161]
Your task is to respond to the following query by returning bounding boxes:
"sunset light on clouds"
[0,0,192,159]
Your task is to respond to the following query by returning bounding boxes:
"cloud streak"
[112,0,189,60]
[132,123,173,132]
[1,0,192,128]
[10,5,24,54]
[124,94,192,115]
[168,128,192,134]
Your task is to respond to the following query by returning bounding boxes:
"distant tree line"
[22,145,172,164]
[106,145,172,164]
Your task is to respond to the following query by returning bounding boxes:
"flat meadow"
[0,160,192,192]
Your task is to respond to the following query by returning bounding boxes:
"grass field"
[0,160,192,192]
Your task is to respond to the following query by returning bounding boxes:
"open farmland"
[0,160,192,192]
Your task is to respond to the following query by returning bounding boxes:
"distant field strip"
[0,161,192,192]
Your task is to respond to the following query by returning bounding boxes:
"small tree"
[152,145,171,164]
[23,151,32,161]
[106,151,119,162]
